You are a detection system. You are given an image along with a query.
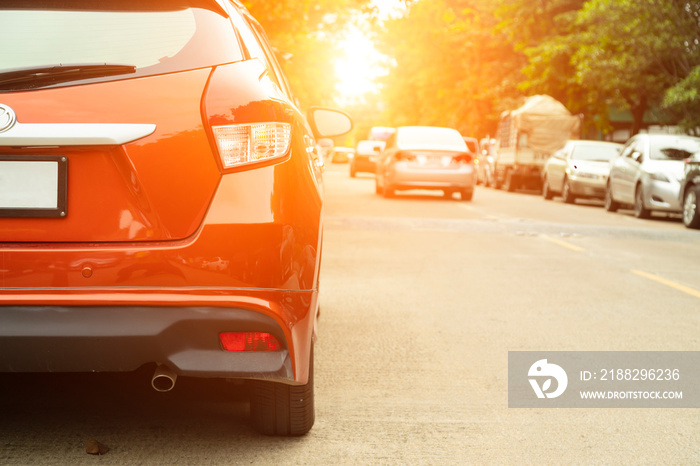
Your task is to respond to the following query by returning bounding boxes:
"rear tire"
[634,185,650,219]
[460,189,473,201]
[683,185,700,229]
[350,164,356,178]
[249,344,315,436]
[604,182,618,212]
[503,170,516,192]
[492,167,502,189]
[542,176,553,200]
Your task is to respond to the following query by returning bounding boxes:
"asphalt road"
[1,162,698,464]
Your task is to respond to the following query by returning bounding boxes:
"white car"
[542,140,622,203]
[605,134,700,218]
[375,126,476,200]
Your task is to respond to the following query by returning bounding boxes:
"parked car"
[679,151,700,229]
[605,134,700,218]
[331,146,354,163]
[351,140,384,177]
[368,126,396,142]
[0,0,352,436]
[479,137,497,187]
[375,126,476,200]
[542,140,622,203]
[463,137,484,184]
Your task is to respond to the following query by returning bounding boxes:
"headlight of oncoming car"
[212,123,291,169]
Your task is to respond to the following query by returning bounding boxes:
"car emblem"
[0,104,17,133]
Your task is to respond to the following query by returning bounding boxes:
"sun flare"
[334,26,387,105]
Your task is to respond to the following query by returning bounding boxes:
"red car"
[0,0,351,436]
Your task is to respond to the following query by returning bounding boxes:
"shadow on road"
[0,368,302,463]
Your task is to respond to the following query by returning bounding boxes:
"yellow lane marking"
[631,270,700,299]
[542,236,585,252]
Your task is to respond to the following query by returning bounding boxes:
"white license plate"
[416,155,452,167]
[0,156,67,217]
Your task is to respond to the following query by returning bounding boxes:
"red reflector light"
[220,332,282,352]
[394,150,415,162]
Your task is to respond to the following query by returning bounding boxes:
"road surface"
[1,163,698,464]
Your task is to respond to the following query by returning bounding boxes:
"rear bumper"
[0,148,321,385]
[569,177,606,198]
[0,289,316,384]
[647,180,682,212]
[389,163,475,190]
[352,156,376,173]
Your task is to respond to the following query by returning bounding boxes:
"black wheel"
[503,170,517,192]
[683,185,700,229]
[492,167,502,189]
[604,182,618,212]
[562,178,576,204]
[634,185,650,219]
[460,189,473,201]
[249,344,315,436]
[542,176,553,200]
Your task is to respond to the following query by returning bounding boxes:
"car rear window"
[356,140,384,154]
[397,127,467,151]
[0,1,244,90]
[649,136,700,161]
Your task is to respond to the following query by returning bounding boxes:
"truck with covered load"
[494,95,581,192]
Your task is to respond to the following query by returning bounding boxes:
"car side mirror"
[632,151,643,163]
[307,107,353,139]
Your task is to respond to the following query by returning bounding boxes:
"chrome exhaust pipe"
[151,364,177,392]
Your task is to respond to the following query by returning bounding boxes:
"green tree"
[573,0,700,135]
[664,66,700,133]
[243,0,371,107]
[376,0,517,137]
[495,0,601,131]
[661,1,700,132]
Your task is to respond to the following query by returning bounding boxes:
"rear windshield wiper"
[0,64,137,90]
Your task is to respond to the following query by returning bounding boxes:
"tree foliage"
[375,0,517,137]
[243,0,370,107]
[245,0,700,138]
[573,0,700,134]
[495,0,602,132]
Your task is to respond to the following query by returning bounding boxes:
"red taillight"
[212,123,291,169]
[220,332,282,352]
[394,150,415,162]
[205,62,293,171]
[452,153,473,164]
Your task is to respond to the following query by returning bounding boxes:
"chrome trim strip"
[0,122,156,146]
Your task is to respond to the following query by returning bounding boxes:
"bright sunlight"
[334,26,386,105]
[333,0,404,105]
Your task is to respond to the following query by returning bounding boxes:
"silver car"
[605,133,700,218]
[542,140,622,203]
[375,126,476,200]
